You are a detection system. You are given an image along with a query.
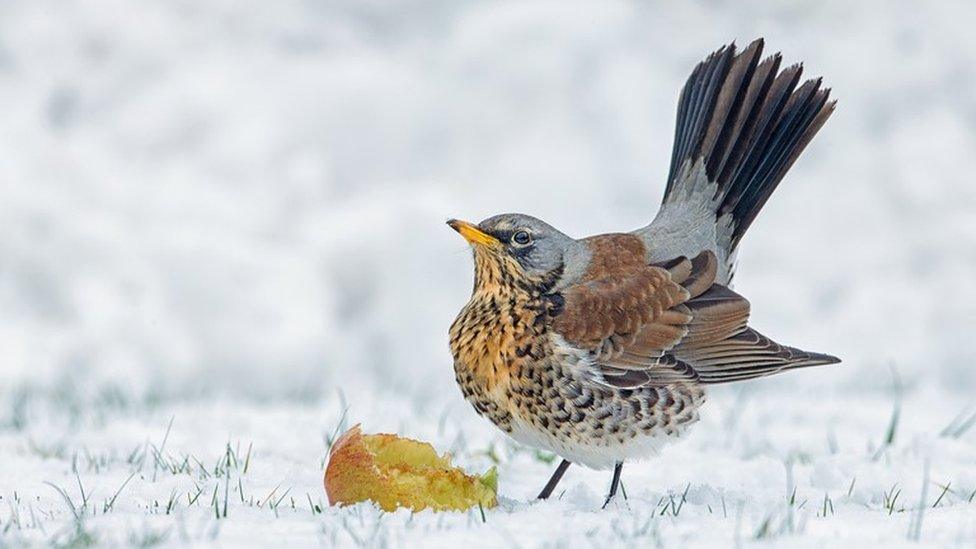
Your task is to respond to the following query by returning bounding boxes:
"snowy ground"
[2,0,976,547]
[3,377,976,546]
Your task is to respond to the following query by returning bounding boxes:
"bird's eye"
[512,230,532,246]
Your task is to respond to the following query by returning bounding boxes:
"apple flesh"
[324,424,497,512]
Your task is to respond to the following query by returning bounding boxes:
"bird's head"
[448,213,574,293]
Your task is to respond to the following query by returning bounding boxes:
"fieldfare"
[448,38,839,507]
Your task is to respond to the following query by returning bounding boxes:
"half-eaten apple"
[324,424,497,512]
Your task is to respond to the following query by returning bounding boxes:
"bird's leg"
[536,459,572,500]
[602,461,624,509]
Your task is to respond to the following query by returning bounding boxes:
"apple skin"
[324,424,497,512]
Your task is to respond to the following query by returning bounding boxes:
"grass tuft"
[873,366,902,461]
[907,460,930,541]
[931,482,951,508]
[883,484,903,515]
[940,407,976,439]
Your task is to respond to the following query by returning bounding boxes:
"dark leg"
[537,459,572,500]
[602,461,624,509]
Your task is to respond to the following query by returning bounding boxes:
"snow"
[4,383,975,546]
[2,0,975,546]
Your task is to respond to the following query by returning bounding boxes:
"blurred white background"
[2,0,975,400]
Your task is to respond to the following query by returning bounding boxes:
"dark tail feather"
[678,327,841,385]
[664,39,835,250]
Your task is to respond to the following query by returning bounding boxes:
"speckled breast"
[448,286,558,433]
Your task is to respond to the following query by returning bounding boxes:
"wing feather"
[552,248,838,388]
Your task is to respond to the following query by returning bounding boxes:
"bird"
[447,38,839,508]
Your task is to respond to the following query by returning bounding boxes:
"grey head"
[447,213,586,288]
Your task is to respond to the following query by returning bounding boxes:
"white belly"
[505,413,683,470]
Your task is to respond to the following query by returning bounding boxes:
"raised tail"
[655,39,835,265]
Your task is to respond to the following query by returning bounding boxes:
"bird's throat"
[470,249,526,294]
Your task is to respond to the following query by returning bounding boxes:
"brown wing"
[553,242,838,388]
[553,245,722,388]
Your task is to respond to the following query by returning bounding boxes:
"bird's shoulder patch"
[580,233,647,281]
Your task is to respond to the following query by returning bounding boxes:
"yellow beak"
[447,219,499,247]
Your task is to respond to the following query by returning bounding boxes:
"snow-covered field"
[2,1,975,546]
[4,379,976,546]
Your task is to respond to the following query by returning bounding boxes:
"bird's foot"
[601,461,624,510]
[601,494,629,510]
